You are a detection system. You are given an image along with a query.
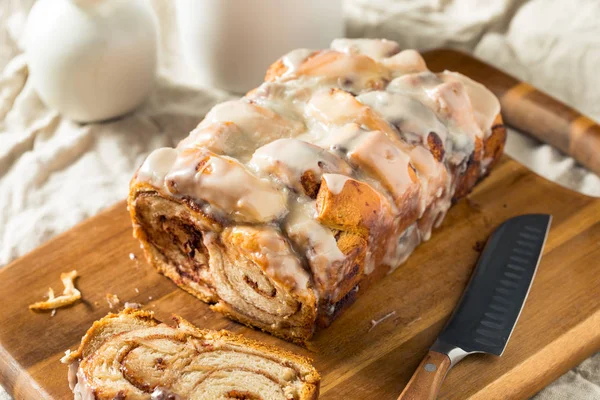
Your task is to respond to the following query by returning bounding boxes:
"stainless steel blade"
[432,214,552,363]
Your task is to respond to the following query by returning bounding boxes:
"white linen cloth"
[0,1,598,399]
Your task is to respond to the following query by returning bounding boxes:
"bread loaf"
[128,39,506,343]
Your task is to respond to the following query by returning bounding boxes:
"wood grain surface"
[0,51,599,400]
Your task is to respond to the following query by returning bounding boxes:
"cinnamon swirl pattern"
[128,38,506,343]
[62,310,320,400]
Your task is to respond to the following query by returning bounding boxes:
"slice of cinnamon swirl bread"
[62,309,320,400]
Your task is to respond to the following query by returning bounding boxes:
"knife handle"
[397,350,451,400]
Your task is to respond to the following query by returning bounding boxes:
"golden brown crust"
[315,176,393,238]
[62,308,158,364]
[300,170,321,198]
[427,131,446,162]
[454,114,505,200]
[484,114,507,172]
[264,59,289,82]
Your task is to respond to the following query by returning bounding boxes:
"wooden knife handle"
[424,50,600,176]
[397,350,451,400]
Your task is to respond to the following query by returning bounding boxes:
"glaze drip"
[134,38,501,306]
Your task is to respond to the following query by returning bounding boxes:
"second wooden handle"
[397,350,452,400]
[501,82,600,176]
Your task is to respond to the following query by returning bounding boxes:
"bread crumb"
[148,296,153,300]
[60,349,72,363]
[29,270,81,312]
[106,293,120,309]
[129,253,136,261]
[134,288,140,294]
[123,302,143,310]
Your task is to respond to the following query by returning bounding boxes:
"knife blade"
[398,214,552,400]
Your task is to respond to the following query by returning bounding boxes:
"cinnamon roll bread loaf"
[62,310,320,399]
[128,38,506,343]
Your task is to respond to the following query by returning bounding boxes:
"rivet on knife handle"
[397,350,451,400]
[396,214,552,400]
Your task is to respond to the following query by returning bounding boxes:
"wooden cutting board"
[1,51,599,400]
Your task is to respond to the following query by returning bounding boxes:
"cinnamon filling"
[134,194,213,290]
[73,322,313,399]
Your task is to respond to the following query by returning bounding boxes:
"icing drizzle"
[135,38,501,299]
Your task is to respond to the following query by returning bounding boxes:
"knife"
[397,213,552,400]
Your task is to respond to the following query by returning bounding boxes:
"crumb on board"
[135,288,140,294]
[106,293,121,309]
[148,296,153,300]
[368,311,396,332]
[60,349,72,364]
[129,253,137,261]
[29,270,81,312]
[123,302,143,310]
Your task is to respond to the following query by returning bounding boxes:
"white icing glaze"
[284,201,345,294]
[166,151,288,223]
[138,147,177,188]
[356,90,449,146]
[71,365,96,400]
[199,99,304,152]
[178,122,251,159]
[135,38,502,294]
[347,130,415,203]
[383,49,428,75]
[441,71,500,136]
[305,88,358,125]
[151,387,182,400]
[313,122,363,151]
[408,145,450,217]
[281,48,314,76]
[249,138,352,193]
[386,71,480,162]
[67,361,78,391]
[231,226,311,291]
[322,173,351,195]
[293,50,391,94]
[383,223,420,272]
[331,38,400,60]
[426,79,482,140]
[248,82,308,122]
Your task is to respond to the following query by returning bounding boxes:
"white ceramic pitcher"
[175,0,345,93]
[25,0,158,123]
